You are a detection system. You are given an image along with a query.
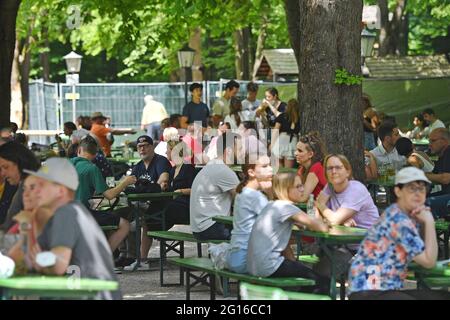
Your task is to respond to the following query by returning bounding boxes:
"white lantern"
[63,51,83,73]
[361,29,377,58]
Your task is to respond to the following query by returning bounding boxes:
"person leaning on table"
[348,167,450,300]
[23,158,122,300]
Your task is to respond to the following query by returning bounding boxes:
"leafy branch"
[334,68,363,86]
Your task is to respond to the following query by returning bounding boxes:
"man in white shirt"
[241,82,261,121]
[370,121,406,173]
[212,80,240,127]
[423,108,445,136]
[141,95,168,142]
[190,133,241,240]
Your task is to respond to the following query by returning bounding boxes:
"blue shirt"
[348,203,424,293]
[131,154,171,183]
[182,101,210,127]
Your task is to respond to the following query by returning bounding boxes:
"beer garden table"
[126,191,182,271]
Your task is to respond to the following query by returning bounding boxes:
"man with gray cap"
[24,157,122,299]
[348,167,450,300]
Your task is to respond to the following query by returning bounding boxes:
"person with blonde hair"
[271,98,301,168]
[246,172,329,294]
[316,154,379,229]
[162,140,196,231]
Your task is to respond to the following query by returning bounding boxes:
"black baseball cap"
[136,135,153,145]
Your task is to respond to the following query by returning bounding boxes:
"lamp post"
[177,44,195,106]
[63,51,82,123]
[361,28,377,76]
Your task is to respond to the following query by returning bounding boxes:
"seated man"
[190,133,241,240]
[70,136,136,253]
[23,158,122,299]
[426,128,450,218]
[125,135,171,270]
[370,121,406,173]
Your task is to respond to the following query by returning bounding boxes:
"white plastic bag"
[208,242,230,271]
[0,252,15,278]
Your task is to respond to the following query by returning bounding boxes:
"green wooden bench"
[101,225,118,231]
[147,231,228,287]
[240,282,331,300]
[168,257,316,300]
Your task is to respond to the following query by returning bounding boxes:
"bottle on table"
[307,194,315,218]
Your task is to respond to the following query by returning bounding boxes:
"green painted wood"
[127,192,182,201]
[293,225,367,244]
[212,215,233,226]
[298,255,320,264]
[148,231,228,244]
[0,276,118,291]
[169,257,315,287]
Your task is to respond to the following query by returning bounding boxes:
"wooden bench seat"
[147,231,228,286]
[168,257,316,300]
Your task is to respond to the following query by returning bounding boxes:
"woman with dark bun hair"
[0,141,40,231]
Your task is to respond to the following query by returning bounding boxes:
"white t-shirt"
[370,144,406,172]
[429,119,446,133]
[247,200,300,277]
[190,159,240,233]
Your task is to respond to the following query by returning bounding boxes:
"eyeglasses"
[403,183,428,194]
[326,165,345,172]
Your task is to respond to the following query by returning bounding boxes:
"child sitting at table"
[348,167,450,300]
[246,172,330,294]
[224,154,273,273]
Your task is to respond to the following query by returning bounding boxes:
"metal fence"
[29,79,296,132]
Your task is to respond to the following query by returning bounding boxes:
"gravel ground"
[117,225,236,300]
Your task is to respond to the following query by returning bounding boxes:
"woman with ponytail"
[225,154,273,273]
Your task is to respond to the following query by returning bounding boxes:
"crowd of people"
[0,81,449,300]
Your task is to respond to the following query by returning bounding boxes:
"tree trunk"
[18,17,34,130]
[378,0,390,56]
[40,24,51,82]
[297,0,364,181]
[189,27,203,81]
[0,0,21,129]
[252,13,269,80]
[378,0,408,56]
[234,28,251,80]
[284,0,301,65]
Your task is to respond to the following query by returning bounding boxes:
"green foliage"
[334,68,363,86]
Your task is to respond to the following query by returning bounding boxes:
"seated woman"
[314,154,379,279]
[225,155,273,273]
[294,131,327,202]
[163,140,196,230]
[406,114,429,140]
[247,172,329,294]
[395,137,434,173]
[348,167,450,300]
[223,97,243,130]
[316,154,379,230]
